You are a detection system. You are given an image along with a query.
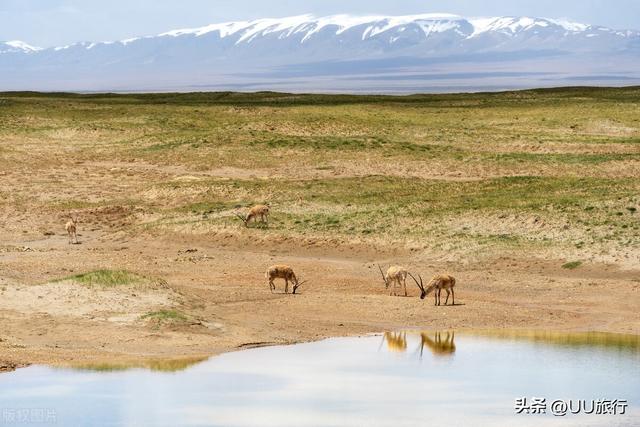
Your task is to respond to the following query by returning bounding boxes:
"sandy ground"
[1,222,638,372]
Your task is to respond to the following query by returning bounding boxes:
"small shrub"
[141,310,187,322]
[61,269,142,287]
[562,261,583,270]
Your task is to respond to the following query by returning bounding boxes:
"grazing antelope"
[266,264,306,294]
[235,204,269,227]
[65,216,78,244]
[409,273,457,306]
[377,265,409,296]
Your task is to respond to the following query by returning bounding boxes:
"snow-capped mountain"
[1,14,639,92]
[0,40,42,54]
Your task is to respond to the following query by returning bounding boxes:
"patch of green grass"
[489,152,640,165]
[562,261,583,270]
[141,309,188,322]
[182,201,233,214]
[53,200,98,210]
[61,269,143,287]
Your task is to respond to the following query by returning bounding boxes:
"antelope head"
[377,264,389,289]
[409,272,426,299]
[234,212,248,227]
[292,277,307,295]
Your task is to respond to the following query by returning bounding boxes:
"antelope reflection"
[419,331,456,358]
[384,332,408,352]
[383,331,456,358]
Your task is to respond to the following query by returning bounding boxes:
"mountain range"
[2,13,639,93]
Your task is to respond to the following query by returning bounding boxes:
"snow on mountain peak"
[467,16,589,37]
[1,13,638,93]
[2,40,42,53]
[2,13,634,56]
[156,13,470,44]
[148,13,608,47]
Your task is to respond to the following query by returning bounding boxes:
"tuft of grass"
[141,309,188,322]
[562,261,583,270]
[61,269,142,287]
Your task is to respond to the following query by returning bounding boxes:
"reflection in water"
[383,329,639,357]
[466,330,640,353]
[68,356,208,373]
[419,331,456,358]
[383,332,407,352]
[384,331,456,358]
[2,330,639,427]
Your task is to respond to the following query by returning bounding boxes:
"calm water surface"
[1,331,638,427]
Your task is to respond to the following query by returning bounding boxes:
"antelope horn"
[292,280,307,295]
[377,264,388,288]
[233,212,248,225]
[408,272,424,292]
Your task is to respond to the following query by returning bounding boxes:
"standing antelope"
[409,273,457,306]
[65,216,78,244]
[266,265,306,294]
[378,265,409,296]
[236,205,269,227]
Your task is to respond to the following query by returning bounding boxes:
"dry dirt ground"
[1,91,639,372]
[1,196,638,371]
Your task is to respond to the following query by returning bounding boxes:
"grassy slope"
[1,87,638,264]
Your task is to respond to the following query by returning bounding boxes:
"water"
[1,331,638,427]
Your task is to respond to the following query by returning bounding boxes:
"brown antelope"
[235,204,269,227]
[377,265,409,296]
[65,216,78,244]
[409,273,456,305]
[266,264,306,294]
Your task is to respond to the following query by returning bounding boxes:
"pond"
[1,330,638,427]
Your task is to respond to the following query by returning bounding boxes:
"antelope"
[65,216,78,244]
[235,204,269,227]
[409,273,457,306]
[266,264,306,294]
[377,265,409,296]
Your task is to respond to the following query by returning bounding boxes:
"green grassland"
[1,87,638,264]
[57,269,143,287]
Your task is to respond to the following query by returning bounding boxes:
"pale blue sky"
[2,0,639,47]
